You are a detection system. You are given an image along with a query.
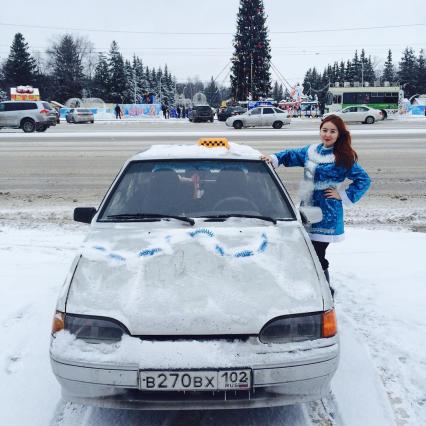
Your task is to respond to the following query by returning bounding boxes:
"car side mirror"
[299,206,323,224]
[74,207,97,224]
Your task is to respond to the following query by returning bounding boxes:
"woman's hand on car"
[260,155,273,164]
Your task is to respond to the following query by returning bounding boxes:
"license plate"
[139,369,251,391]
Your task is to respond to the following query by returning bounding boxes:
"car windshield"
[98,160,294,221]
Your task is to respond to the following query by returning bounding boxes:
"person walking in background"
[176,105,181,119]
[261,115,371,294]
[114,104,122,119]
[182,105,186,119]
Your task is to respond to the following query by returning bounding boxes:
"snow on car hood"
[66,221,323,335]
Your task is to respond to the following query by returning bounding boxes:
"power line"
[0,21,425,35]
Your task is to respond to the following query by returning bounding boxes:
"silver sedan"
[323,105,383,124]
[226,106,291,129]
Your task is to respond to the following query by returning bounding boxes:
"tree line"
[0,33,177,104]
[303,48,426,100]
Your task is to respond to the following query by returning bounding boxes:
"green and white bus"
[325,85,403,118]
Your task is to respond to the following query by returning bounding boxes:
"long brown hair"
[320,115,358,169]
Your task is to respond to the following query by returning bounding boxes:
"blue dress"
[272,143,371,243]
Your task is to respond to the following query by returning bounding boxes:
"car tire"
[21,119,36,133]
[233,120,243,129]
[272,121,283,129]
[365,116,375,124]
[210,118,214,123]
[71,117,76,124]
[380,110,387,120]
[36,124,47,132]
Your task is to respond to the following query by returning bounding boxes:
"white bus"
[325,85,403,118]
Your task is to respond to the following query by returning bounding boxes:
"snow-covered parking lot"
[0,222,424,426]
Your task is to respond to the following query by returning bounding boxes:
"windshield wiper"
[203,214,277,224]
[106,213,195,225]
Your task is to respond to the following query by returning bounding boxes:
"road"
[1,118,426,228]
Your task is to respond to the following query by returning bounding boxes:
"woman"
[263,114,371,288]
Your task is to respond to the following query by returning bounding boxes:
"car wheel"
[35,124,47,132]
[272,121,283,129]
[380,110,387,120]
[365,116,375,124]
[21,119,36,133]
[210,118,214,123]
[233,120,243,129]
[71,117,76,124]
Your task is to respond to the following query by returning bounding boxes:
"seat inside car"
[142,169,186,215]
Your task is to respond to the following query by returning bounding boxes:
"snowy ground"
[0,218,425,426]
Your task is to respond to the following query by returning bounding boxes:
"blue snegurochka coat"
[272,143,371,243]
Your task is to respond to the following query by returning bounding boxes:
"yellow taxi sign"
[197,137,229,149]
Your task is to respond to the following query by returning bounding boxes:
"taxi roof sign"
[197,137,229,149]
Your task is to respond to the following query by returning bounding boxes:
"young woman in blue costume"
[263,114,371,288]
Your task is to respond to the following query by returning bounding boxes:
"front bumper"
[50,334,339,410]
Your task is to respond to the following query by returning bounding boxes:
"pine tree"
[48,34,83,102]
[344,60,353,82]
[230,0,271,100]
[338,61,345,83]
[382,49,395,83]
[108,41,127,103]
[271,81,283,101]
[204,77,220,107]
[3,33,37,87]
[398,47,417,97]
[351,50,361,83]
[92,53,110,100]
[416,49,426,94]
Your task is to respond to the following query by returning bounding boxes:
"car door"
[261,107,276,126]
[357,106,369,121]
[0,102,6,126]
[1,102,20,126]
[247,107,262,126]
[341,106,357,121]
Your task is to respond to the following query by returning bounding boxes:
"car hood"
[66,222,324,335]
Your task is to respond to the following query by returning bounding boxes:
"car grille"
[122,388,269,403]
[136,335,252,342]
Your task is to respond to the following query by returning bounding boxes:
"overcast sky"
[0,0,425,87]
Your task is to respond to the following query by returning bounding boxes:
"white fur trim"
[307,144,335,164]
[314,180,341,190]
[270,154,279,168]
[338,188,354,207]
[309,233,345,243]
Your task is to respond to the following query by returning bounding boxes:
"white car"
[50,138,338,410]
[226,106,291,129]
[323,105,383,124]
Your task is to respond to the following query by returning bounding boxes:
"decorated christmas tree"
[230,0,271,101]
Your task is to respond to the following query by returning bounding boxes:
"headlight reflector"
[64,314,126,342]
[259,310,337,344]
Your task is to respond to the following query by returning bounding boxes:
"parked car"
[226,107,291,129]
[50,137,338,410]
[217,106,247,121]
[322,105,383,124]
[65,108,94,124]
[0,100,57,132]
[188,105,214,123]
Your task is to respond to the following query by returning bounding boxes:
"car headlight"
[259,310,336,344]
[60,313,127,342]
